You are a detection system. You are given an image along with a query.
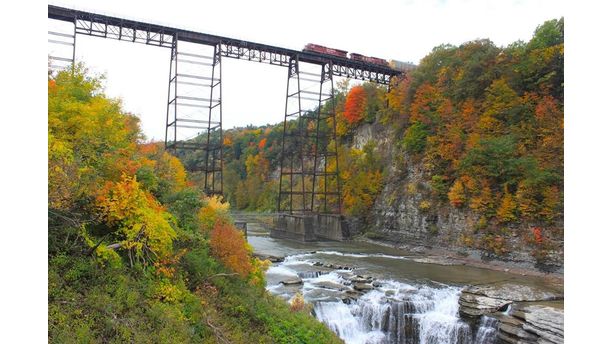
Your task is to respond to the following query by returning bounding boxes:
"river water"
[243,218,561,344]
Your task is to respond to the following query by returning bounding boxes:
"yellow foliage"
[469,184,494,214]
[198,195,230,231]
[406,182,418,196]
[448,179,467,207]
[154,280,185,304]
[96,174,176,261]
[419,200,432,212]
[496,191,518,223]
[289,293,306,312]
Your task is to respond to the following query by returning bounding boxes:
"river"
[242,217,563,344]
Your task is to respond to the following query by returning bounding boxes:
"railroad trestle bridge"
[48,5,402,230]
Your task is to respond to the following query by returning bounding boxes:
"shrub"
[209,220,254,278]
[403,121,428,154]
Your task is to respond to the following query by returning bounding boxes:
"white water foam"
[266,253,499,343]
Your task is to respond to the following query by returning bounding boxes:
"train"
[303,43,416,72]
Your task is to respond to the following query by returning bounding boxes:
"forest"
[180,18,564,259]
[48,67,341,343]
[190,19,563,224]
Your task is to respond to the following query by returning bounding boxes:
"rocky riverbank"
[264,250,564,343]
[355,236,564,281]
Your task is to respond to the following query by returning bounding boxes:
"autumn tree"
[343,85,367,124]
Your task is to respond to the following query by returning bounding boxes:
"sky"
[48,0,565,141]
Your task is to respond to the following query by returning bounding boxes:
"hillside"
[202,18,564,271]
[48,67,342,343]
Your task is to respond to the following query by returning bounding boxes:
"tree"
[343,85,367,124]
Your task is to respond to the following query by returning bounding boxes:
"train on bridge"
[303,43,415,72]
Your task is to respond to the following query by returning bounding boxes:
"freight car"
[388,59,417,72]
[304,43,416,72]
[350,53,389,67]
[303,43,348,58]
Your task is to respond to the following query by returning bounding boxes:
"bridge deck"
[48,5,402,84]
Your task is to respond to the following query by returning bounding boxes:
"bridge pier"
[271,213,348,242]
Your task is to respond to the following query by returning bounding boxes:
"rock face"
[459,283,562,317]
[497,305,564,344]
[458,282,563,343]
[459,291,511,317]
[347,123,564,272]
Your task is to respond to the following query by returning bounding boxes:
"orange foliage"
[343,86,367,124]
[258,138,267,150]
[386,75,412,116]
[448,179,466,207]
[532,227,543,245]
[209,220,254,278]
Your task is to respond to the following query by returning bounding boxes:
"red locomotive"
[303,43,348,58]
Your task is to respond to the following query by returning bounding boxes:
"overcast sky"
[48,0,564,141]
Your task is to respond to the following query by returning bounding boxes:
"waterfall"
[473,316,498,344]
[298,271,322,279]
[266,252,502,344]
[312,285,474,344]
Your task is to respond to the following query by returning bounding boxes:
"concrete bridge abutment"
[271,214,348,242]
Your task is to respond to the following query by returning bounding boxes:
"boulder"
[353,283,375,292]
[280,278,303,285]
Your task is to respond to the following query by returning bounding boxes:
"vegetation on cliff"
[198,18,563,259]
[48,67,342,343]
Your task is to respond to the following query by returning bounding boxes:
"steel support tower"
[48,20,75,74]
[165,40,223,195]
[278,57,341,214]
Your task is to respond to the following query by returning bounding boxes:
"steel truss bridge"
[48,4,402,215]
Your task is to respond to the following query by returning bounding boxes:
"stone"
[459,283,562,318]
[311,280,346,291]
[353,283,375,291]
[350,277,370,284]
[464,283,562,303]
[459,292,511,317]
[411,246,427,254]
[280,278,303,285]
[521,305,564,343]
[494,305,564,344]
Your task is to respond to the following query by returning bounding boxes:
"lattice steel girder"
[278,57,342,215]
[49,5,402,85]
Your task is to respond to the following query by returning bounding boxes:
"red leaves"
[258,138,267,150]
[532,227,543,245]
[343,86,367,124]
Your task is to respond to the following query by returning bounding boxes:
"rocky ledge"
[459,282,563,343]
[497,304,564,344]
